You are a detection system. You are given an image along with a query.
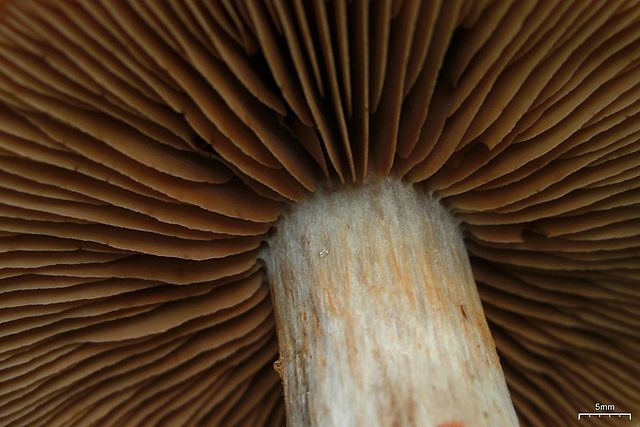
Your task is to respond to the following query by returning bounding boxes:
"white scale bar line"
[578,413,632,420]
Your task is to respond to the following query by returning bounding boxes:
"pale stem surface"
[265,178,518,427]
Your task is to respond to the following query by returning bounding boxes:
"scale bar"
[578,413,632,420]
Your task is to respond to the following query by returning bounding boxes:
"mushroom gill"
[0,0,638,426]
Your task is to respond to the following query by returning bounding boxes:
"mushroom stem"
[265,178,518,427]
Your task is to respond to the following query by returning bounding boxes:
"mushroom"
[0,0,638,426]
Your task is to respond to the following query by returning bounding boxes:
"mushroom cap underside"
[0,0,638,426]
